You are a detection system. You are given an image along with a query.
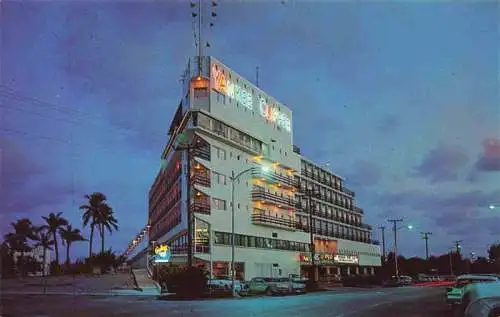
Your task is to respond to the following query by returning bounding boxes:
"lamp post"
[230,167,255,297]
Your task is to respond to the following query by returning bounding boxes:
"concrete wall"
[211,245,301,279]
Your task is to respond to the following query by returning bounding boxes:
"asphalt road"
[1,286,451,317]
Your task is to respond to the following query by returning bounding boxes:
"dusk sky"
[1,1,499,260]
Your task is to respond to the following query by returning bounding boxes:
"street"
[1,286,451,317]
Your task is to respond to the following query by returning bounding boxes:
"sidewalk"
[1,289,161,297]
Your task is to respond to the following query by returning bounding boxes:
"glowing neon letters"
[211,64,291,132]
[212,65,253,110]
[259,98,291,132]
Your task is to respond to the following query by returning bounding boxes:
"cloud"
[345,160,382,187]
[411,143,469,183]
[0,138,81,215]
[372,189,500,235]
[475,138,500,172]
[376,115,399,134]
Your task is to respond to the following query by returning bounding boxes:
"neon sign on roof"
[212,65,253,111]
[211,64,291,132]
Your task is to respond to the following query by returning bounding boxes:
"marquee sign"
[153,244,171,263]
[211,64,291,132]
[334,255,359,264]
[299,253,359,265]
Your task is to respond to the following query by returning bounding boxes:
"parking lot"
[2,286,451,317]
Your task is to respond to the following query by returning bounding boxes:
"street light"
[230,166,256,297]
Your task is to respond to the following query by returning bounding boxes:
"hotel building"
[146,56,381,280]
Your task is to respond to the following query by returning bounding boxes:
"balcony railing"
[342,187,355,197]
[251,213,297,231]
[353,206,364,214]
[297,226,376,244]
[191,200,210,214]
[192,145,210,161]
[191,173,210,187]
[252,169,296,188]
[251,189,296,209]
[360,223,372,230]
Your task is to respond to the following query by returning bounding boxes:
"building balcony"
[251,211,297,231]
[251,187,296,209]
[342,187,355,197]
[191,194,210,215]
[192,137,211,161]
[252,169,296,189]
[360,223,372,230]
[353,206,364,214]
[191,163,211,187]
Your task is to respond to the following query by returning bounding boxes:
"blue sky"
[1,1,499,260]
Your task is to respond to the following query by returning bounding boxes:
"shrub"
[157,266,208,298]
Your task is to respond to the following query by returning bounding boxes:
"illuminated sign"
[153,244,171,263]
[259,97,291,132]
[212,65,253,111]
[334,255,359,264]
[211,64,291,132]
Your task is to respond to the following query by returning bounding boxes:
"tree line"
[379,244,500,278]
[1,192,121,277]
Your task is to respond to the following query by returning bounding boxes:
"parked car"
[207,276,245,294]
[445,274,499,307]
[399,275,413,286]
[291,278,307,294]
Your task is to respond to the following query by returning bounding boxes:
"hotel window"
[212,171,226,185]
[213,146,226,160]
[194,87,209,99]
[212,197,226,210]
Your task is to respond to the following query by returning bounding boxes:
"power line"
[0,85,169,139]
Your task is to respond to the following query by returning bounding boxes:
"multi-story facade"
[147,56,380,280]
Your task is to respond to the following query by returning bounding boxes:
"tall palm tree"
[33,227,55,276]
[95,204,119,254]
[59,224,86,269]
[4,218,37,276]
[42,212,68,264]
[79,192,107,257]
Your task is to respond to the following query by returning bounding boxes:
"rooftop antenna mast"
[256,66,260,88]
[191,0,217,77]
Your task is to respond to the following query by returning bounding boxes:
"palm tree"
[79,192,107,257]
[33,227,54,276]
[59,224,86,269]
[42,212,68,264]
[95,204,119,254]
[4,218,37,276]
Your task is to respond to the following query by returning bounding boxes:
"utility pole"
[421,232,432,260]
[454,240,462,256]
[387,219,403,277]
[297,181,319,287]
[378,226,386,264]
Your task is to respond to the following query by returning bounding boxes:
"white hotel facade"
[145,56,381,280]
